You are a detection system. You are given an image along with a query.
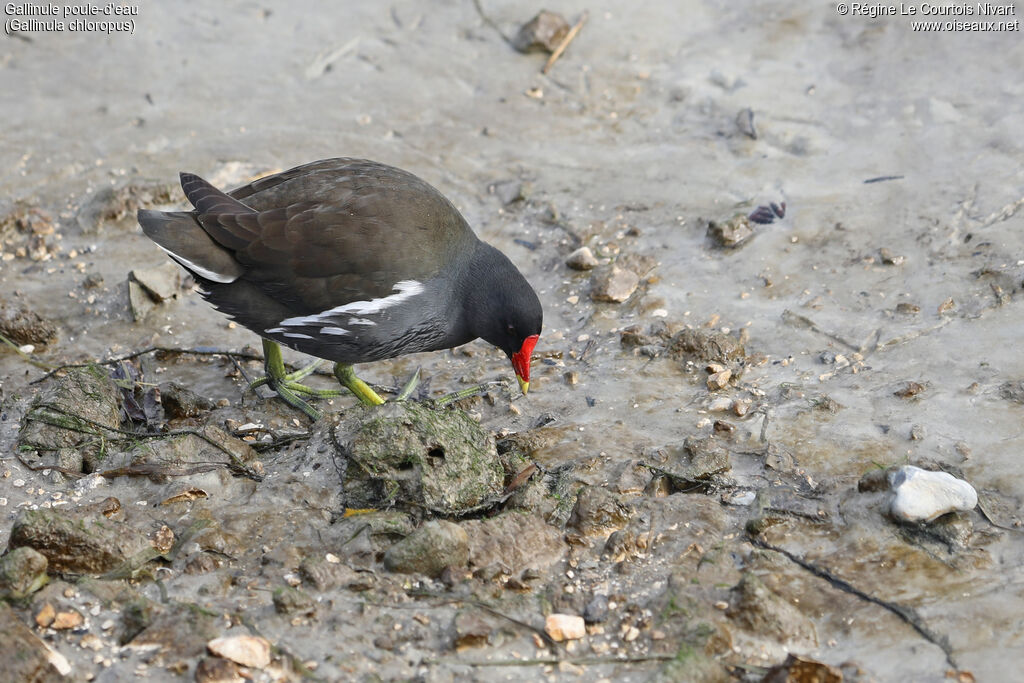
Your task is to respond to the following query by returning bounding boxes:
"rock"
[565,246,599,270]
[272,586,317,616]
[727,572,817,650]
[158,381,216,419]
[130,262,182,302]
[879,247,905,265]
[583,594,609,624]
[318,510,415,570]
[706,368,732,391]
[8,507,155,574]
[206,634,271,669]
[999,380,1024,404]
[722,490,756,506]
[123,600,218,656]
[489,179,530,205]
[888,465,978,523]
[763,654,843,683]
[18,365,121,460]
[195,657,244,683]
[708,397,733,412]
[51,609,84,630]
[298,556,361,591]
[612,458,653,495]
[667,329,745,364]
[512,10,570,53]
[0,602,69,681]
[590,266,640,303]
[0,546,49,600]
[128,279,157,321]
[569,485,630,536]
[660,436,731,485]
[329,402,504,514]
[707,214,755,248]
[894,381,926,399]
[453,609,492,650]
[128,425,256,473]
[463,512,566,574]
[383,520,469,577]
[544,613,586,641]
[736,107,757,139]
[82,272,105,289]
[895,302,921,315]
[35,602,56,628]
[0,299,57,346]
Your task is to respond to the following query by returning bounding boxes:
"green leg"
[251,339,346,420]
[334,363,385,406]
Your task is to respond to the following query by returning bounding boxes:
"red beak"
[510,334,539,394]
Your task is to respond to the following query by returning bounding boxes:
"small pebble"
[707,369,732,391]
[566,246,599,270]
[545,614,586,641]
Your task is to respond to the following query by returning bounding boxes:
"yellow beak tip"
[517,377,530,395]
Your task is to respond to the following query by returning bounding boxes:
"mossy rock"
[331,402,504,514]
[18,365,121,460]
[8,508,155,575]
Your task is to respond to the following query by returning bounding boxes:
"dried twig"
[542,11,587,74]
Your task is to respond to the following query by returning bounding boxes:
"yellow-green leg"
[250,339,345,420]
[333,362,385,406]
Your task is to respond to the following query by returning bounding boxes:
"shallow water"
[2,1,1023,680]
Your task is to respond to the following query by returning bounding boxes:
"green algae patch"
[18,365,122,463]
[330,402,504,515]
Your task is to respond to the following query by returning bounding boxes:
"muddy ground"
[1,1,1023,681]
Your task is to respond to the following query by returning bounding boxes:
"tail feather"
[137,209,243,284]
[180,172,256,216]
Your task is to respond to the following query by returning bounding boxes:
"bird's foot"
[253,340,345,420]
[334,363,386,406]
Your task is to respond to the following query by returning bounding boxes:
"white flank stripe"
[265,327,286,334]
[320,326,350,336]
[279,280,424,327]
[283,332,314,340]
[156,244,238,284]
[347,317,376,326]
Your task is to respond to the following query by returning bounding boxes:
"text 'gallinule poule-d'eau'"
[138,158,543,419]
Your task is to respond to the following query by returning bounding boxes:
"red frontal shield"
[511,334,539,393]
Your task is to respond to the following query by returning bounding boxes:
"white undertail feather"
[155,244,239,284]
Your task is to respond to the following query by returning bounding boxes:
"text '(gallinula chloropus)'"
[138,158,543,419]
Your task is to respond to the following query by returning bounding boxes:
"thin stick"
[29,346,265,385]
[542,11,587,74]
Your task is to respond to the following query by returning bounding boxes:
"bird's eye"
[506,324,515,335]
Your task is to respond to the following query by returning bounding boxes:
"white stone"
[207,635,271,669]
[565,246,599,270]
[708,397,733,412]
[888,466,977,523]
[545,614,586,641]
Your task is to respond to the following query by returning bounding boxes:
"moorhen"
[138,158,542,419]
